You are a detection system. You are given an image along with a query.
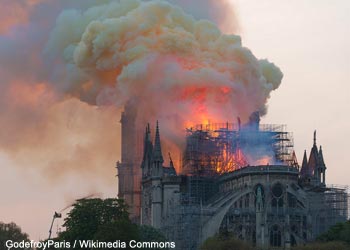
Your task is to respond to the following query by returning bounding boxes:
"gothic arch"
[271,182,284,209]
[269,224,282,247]
[200,188,252,242]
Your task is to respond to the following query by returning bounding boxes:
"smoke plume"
[45,0,282,165]
[0,0,282,177]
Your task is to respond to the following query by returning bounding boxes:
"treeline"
[293,220,350,250]
[201,220,350,250]
[1,198,167,250]
[2,199,349,250]
[47,198,168,250]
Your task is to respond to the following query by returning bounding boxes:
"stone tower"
[116,101,142,222]
[300,131,327,186]
[151,121,164,228]
[140,121,164,228]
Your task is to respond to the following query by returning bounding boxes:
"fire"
[182,120,286,176]
[255,156,273,166]
[216,147,248,174]
[215,149,277,173]
[180,92,229,129]
[184,113,213,128]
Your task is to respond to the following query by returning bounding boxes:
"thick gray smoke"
[0,0,282,177]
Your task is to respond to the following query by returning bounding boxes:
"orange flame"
[255,156,273,166]
[216,147,248,174]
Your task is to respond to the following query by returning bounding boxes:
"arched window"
[270,225,282,247]
[271,183,284,208]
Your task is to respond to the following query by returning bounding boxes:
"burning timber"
[116,110,349,250]
[182,121,296,176]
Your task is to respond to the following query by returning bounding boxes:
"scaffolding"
[182,123,295,176]
[307,184,350,238]
[162,192,203,250]
[161,175,219,250]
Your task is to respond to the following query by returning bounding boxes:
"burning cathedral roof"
[181,112,297,176]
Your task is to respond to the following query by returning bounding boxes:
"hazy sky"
[0,0,349,240]
[233,0,350,187]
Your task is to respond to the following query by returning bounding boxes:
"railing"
[219,165,299,182]
[187,123,287,133]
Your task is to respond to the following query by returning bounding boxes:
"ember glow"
[254,156,273,166]
[182,122,292,175]
[215,147,248,174]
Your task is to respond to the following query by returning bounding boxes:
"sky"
[234,0,350,187]
[0,0,349,240]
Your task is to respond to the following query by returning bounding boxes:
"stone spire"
[318,146,325,167]
[150,121,164,228]
[141,123,153,177]
[143,124,152,152]
[318,145,326,185]
[313,130,317,146]
[300,131,327,186]
[153,121,164,163]
[300,150,309,176]
[308,130,319,176]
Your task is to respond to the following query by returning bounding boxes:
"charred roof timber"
[182,120,296,176]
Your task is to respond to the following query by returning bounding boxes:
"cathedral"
[116,105,349,250]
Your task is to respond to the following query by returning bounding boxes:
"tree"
[56,198,169,250]
[200,233,253,250]
[92,220,140,250]
[138,225,168,250]
[58,198,132,244]
[292,220,350,250]
[0,222,30,250]
[317,220,350,244]
[292,241,349,250]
